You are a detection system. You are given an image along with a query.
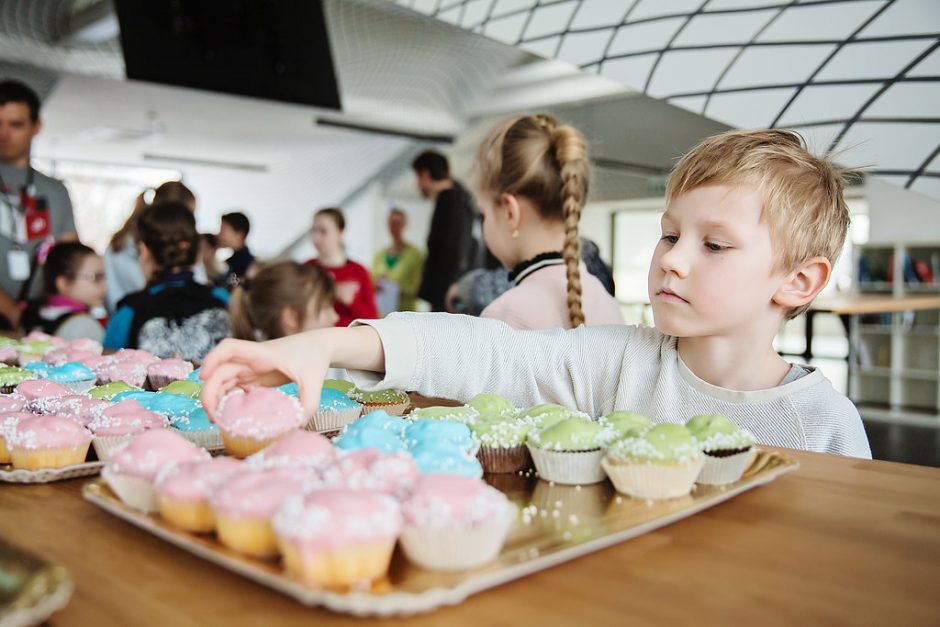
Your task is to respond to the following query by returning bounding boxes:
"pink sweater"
[481,264,624,330]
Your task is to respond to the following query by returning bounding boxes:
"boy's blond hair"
[666,129,850,319]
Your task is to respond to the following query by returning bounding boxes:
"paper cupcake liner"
[92,435,135,461]
[62,379,95,394]
[361,400,410,417]
[0,384,19,394]
[477,444,532,474]
[304,407,362,433]
[601,456,705,500]
[526,444,607,485]
[280,539,397,587]
[697,448,756,485]
[102,465,159,513]
[176,429,224,452]
[399,505,515,571]
[220,430,284,459]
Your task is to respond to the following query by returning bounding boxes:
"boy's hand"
[200,337,329,419]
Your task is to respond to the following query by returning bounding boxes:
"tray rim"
[0,461,104,484]
[82,450,798,616]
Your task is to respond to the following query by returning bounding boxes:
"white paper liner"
[92,434,135,461]
[526,444,607,485]
[176,429,224,452]
[101,465,159,513]
[601,456,705,499]
[305,407,362,433]
[399,505,515,571]
[61,379,95,394]
[697,448,756,485]
[361,401,410,417]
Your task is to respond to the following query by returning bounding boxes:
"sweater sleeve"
[348,312,637,416]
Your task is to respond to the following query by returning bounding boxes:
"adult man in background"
[412,150,478,312]
[0,80,77,330]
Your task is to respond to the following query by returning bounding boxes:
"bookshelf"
[850,243,940,424]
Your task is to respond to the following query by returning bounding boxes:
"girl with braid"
[472,114,623,329]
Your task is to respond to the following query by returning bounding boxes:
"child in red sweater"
[307,208,378,327]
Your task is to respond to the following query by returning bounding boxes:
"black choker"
[508,251,565,285]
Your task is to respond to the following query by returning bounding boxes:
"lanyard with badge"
[0,166,52,282]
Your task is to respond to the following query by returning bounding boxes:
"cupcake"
[0,345,18,366]
[519,403,588,427]
[42,348,99,367]
[276,382,299,397]
[404,419,475,454]
[7,415,92,470]
[0,395,25,413]
[212,388,305,458]
[399,474,513,571]
[144,394,202,424]
[273,490,402,587]
[322,379,354,394]
[16,339,53,366]
[102,429,210,513]
[13,379,73,402]
[526,417,616,485]
[67,337,103,355]
[89,381,140,400]
[322,449,419,499]
[468,393,516,418]
[27,393,89,416]
[344,410,408,436]
[332,411,408,454]
[408,405,480,424]
[347,388,410,416]
[210,467,316,557]
[44,362,97,394]
[159,380,202,399]
[155,457,243,532]
[686,415,756,485]
[601,411,652,439]
[601,424,705,499]
[0,411,32,464]
[89,400,169,460]
[471,416,534,474]
[409,443,484,478]
[170,408,223,451]
[0,367,38,394]
[146,359,194,391]
[246,430,336,471]
[57,397,110,428]
[305,388,362,433]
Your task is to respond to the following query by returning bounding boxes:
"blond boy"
[202,129,871,458]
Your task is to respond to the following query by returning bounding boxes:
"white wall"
[866,176,940,245]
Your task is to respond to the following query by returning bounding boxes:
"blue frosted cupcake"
[306,387,362,433]
[171,407,223,451]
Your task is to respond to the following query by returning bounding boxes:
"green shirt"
[372,244,424,312]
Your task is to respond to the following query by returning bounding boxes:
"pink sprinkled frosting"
[209,468,316,518]
[246,431,335,471]
[109,429,209,481]
[155,456,244,503]
[213,388,304,440]
[273,490,402,551]
[402,475,509,529]
[8,415,92,450]
[90,400,167,436]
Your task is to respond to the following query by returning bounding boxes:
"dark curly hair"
[137,201,199,278]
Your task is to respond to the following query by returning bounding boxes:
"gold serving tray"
[0,461,104,484]
[82,449,797,616]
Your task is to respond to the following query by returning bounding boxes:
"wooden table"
[2,450,939,626]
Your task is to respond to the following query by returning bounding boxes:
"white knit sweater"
[350,313,872,459]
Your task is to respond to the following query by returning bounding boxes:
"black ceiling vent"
[114,0,341,110]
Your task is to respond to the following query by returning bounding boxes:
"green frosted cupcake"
[409,405,480,424]
[526,418,616,485]
[601,411,652,439]
[686,415,755,485]
[16,340,52,366]
[159,380,203,399]
[602,424,704,499]
[89,381,140,401]
[0,366,38,393]
[324,379,355,394]
[468,393,516,418]
[471,416,534,473]
[519,403,587,429]
[347,387,410,416]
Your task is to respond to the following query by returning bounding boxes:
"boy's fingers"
[297,377,323,420]
[201,339,258,379]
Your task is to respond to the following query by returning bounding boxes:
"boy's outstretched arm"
[200,325,384,419]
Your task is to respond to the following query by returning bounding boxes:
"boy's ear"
[499,193,522,231]
[279,306,300,336]
[772,256,831,310]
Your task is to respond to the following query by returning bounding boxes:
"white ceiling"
[392,0,940,200]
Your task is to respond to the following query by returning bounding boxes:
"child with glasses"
[22,242,107,341]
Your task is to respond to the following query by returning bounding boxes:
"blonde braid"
[552,125,588,327]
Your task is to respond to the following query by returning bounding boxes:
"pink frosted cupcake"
[0,411,32,464]
[13,379,74,403]
[246,431,335,472]
[213,388,305,458]
[68,338,103,355]
[0,395,24,413]
[28,393,87,416]
[102,429,210,513]
[0,346,17,366]
[155,457,244,532]
[209,468,317,557]
[322,449,419,501]
[43,347,100,367]
[58,397,110,427]
[7,415,92,470]
[89,400,168,460]
[95,360,150,388]
[145,359,194,391]
[399,474,514,571]
[273,490,402,588]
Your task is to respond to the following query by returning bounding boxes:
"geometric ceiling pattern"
[392,0,940,199]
